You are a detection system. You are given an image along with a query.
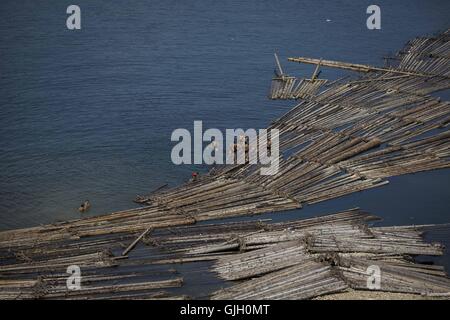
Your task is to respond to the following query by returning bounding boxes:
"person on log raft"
[191,172,199,182]
[78,200,91,212]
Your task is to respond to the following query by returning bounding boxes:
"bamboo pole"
[288,57,432,77]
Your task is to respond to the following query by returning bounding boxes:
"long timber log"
[287,57,436,77]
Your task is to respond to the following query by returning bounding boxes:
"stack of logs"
[269,53,327,99]
[2,208,449,299]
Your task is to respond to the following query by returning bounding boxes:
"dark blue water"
[1,0,449,234]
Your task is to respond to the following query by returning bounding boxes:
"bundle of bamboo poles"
[269,53,328,99]
[211,260,347,300]
[0,207,449,299]
[270,76,327,100]
[133,39,450,215]
[338,256,450,296]
[206,211,450,299]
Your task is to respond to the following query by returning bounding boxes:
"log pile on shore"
[0,29,449,299]
[138,29,450,212]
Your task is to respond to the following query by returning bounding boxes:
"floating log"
[121,227,152,256]
[287,57,433,77]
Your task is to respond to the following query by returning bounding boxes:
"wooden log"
[288,57,432,77]
[122,228,152,256]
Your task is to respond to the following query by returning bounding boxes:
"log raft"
[287,57,432,77]
[1,29,450,299]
